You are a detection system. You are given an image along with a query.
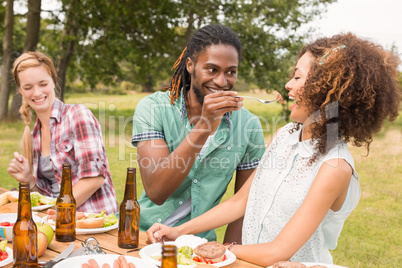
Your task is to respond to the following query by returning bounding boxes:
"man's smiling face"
[187,44,239,105]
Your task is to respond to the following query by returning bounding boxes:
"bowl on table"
[0,213,42,241]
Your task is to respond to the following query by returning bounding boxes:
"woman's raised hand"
[7,152,33,183]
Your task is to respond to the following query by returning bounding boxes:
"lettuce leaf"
[80,211,117,227]
[178,246,193,257]
[0,240,7,252]
[103,213,117,227]
[177,252,196,265]
[30,192,41,207]
[86,211,105,219]
[177,246,196,265]
[30,192,56,206]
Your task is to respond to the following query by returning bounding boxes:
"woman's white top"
[242,123,360,263]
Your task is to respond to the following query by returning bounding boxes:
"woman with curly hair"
[146,33,401,266]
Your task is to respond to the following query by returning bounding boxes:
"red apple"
[38,231,48,257]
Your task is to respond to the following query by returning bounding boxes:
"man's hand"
[200,91,242,132]
[146,223,180,244]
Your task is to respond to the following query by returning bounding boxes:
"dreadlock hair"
[168,24,242,116]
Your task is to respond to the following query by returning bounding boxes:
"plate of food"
[44,211,118,235]
[53,254,157,268]
[268,261,348,268]
[0,241,12,267]
[139,235,236,267]
[32,204,54,211]
[3,191,56,211]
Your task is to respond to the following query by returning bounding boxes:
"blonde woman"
[7,51,118,214]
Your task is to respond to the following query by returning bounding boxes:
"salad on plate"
[140,234,236,267]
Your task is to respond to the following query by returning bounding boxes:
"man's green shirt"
[132,90,265,241]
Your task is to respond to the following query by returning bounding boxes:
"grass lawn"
[0,91,400,267]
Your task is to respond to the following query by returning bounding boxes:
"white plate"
[8,191,55,211]
[139,242,236,268]
[32,204,54,211]
[267,262,347,268]
[75,222,118,234]
[0,247,13,267]
[43,214,118,235]
[53,254,157,268]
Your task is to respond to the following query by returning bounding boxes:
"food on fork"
[273,261,307,267]
[274,90,285,104]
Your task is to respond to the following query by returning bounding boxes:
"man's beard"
[192,84,205,106]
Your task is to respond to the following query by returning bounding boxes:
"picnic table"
[0,186,262,267]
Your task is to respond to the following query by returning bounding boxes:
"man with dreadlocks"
[132,24,265,242]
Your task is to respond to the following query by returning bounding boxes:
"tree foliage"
[1,0,337,120]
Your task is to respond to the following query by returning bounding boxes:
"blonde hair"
[12,51,57,171]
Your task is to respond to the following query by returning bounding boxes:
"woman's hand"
[7,152,34,183]
[146,223,180,244]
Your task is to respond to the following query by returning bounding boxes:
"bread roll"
[76,217,104,229]
[0,202,18,214]
[7,191,19,202]
[0,193,9,206]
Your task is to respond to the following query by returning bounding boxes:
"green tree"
[162,0,335,118]
[73,0,180,92]
[225,1,335,104]
[8,0,42,119]
[0,0,14,121]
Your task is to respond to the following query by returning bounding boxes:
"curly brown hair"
[292,33,401,164]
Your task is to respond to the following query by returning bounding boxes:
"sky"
[306,0,402,68]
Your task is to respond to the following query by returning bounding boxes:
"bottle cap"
[127,167,136,172]
[63,162,71,168]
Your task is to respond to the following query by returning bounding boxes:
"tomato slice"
[0,251,8,261]
[192,256,200,262]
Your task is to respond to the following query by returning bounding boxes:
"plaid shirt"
[32,99,118,214]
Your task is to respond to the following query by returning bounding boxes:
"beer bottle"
[13,182,38,267]
[56,163,76,242]
[118,167,140,248]
[161,245,177,268]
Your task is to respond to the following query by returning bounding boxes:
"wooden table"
[0,187,262,267]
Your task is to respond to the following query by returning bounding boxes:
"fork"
[236,95,278,104]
